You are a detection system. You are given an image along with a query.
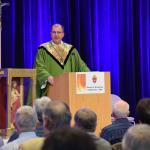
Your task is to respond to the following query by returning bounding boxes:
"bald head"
[44,100,71,131]
[46,100,68,114]
[113,100,130,118]
[122,124,150,150]
[74,108,97,132]
[51,24,64,32]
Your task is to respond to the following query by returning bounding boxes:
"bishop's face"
[51,25,64,45]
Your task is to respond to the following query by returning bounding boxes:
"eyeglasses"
[51,31,63,34]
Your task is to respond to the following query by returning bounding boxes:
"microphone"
[71,52,80,72]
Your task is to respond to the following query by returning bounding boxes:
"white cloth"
[0,132,37,150]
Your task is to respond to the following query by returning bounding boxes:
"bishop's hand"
[48,76,54,85]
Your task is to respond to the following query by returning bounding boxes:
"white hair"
[33,96,51,122]
[122,124,150,150]
[15,106,38,132]
[113,100,129,118]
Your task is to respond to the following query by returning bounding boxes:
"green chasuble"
[35,41,90,99]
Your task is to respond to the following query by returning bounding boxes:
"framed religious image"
[0,68,36,129]
[10,78,22,126]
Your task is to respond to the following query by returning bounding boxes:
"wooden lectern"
[47,72,112,135]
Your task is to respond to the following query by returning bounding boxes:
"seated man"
[74,108,112,150]
[42,128,97,150]
[19,100,72,150]
[122,124,150,150]
[8,96,51,142]
[33,96,52,136]
[136,98,150,125]
[0,106,38,150]
[100,100,132,144]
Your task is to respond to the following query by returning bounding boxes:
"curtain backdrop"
[2,0,150,116]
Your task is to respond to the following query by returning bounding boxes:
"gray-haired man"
[1,106,38,150]
[122,124,150,150]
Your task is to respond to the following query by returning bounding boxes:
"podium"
[47,72,112,135]
[0,68,36,130]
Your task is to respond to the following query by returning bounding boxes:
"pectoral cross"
[0,0,9,68]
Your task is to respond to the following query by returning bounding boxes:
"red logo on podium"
[92,75,97,83]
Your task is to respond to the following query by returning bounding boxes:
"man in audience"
[74,108,112,150]
[136,98,150,125]
[42,127,97,150]
[33,96,52,136]
[100,100,132,144]
[8,96,51,143]
[122,124,150,150]
[19,100,72,150]
[0,106,38,150]
[43,100,72,135]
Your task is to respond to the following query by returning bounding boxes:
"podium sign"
[76,72,105,94]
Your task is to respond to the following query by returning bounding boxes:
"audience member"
[0,106,38,150]
[74,108,112,150]
[43,100,71,135]
[122,124,150,150]
[136,98,150,125]
[19,100,72,150]
[8,96,51,143]
[42,127,97,150]
[100,100,132,144]
[33,96,51,136]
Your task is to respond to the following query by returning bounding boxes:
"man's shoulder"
[0,140,17,150]
[100,123,118,137]
[96,138,112,150]
[38,41,51,49]
[101,123,114,131]
[88,133,111,150]
[38,41,74,52]
[101,119,132,139]
[39,41,73,47]
[19,137,44,150]
[21,137,44,144]
[102,122,129,135]
[63,42,73,47]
